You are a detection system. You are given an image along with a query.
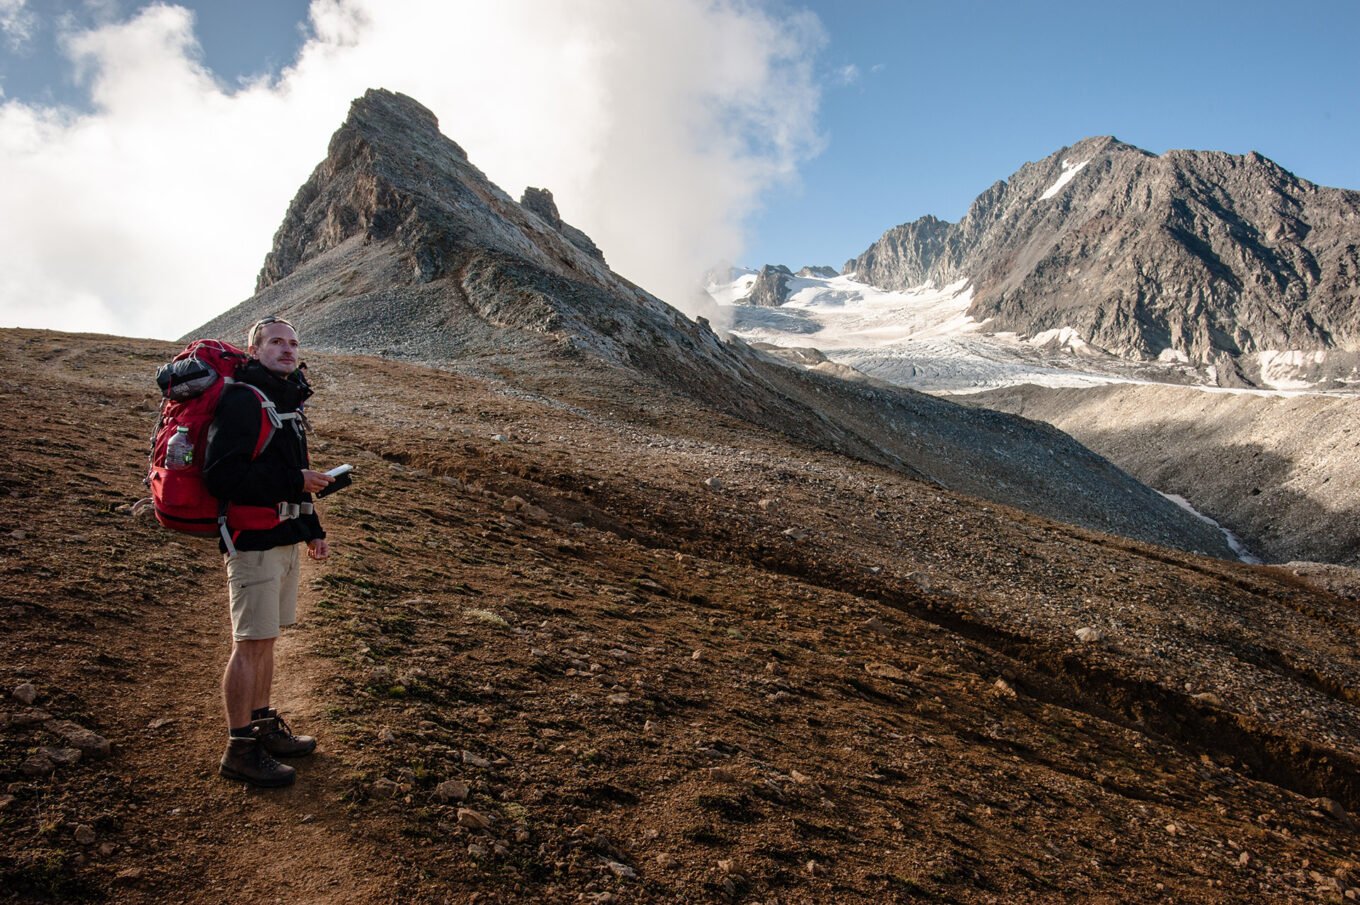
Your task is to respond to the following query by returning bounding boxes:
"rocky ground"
[4,328,1360,904]
[967,382,1360,568]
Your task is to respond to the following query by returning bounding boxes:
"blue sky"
[0,0,1356,336]
[774,0,1360,269]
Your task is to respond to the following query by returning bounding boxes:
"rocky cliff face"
[846,136,1360,374]
[746,264,793,307]
[193,90,1233,558]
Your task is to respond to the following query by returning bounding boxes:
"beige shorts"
[225,545,300,641]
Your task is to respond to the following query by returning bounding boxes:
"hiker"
[203,316,333,788]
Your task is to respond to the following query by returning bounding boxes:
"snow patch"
[1039,158,1090,201]
[1158,347,1189,364]
[1256,349,1328,391]
[706,270,758,305]
[1029,326,1090,352]
[1160,493,1263,564]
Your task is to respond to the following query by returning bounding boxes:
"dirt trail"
[109,547,401,903]
[0,332,400,903]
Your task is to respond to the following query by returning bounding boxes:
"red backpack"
[145,340,296,550]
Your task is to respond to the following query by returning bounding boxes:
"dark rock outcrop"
[192,90,1234,559]
[745,264,794,307]
[520,187,605,263]
[797,265,837,278]
[846,136,1360,374]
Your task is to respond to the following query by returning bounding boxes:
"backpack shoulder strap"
[225,381,295,460]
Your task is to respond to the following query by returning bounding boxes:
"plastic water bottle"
[165,426,194,470]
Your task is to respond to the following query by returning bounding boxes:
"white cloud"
[0,0,826,339]
[0,0,36,48]
[834,63,860,85]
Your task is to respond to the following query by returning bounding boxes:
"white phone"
[325,464,354,478]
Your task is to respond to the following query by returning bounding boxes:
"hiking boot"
[219,736,296,788]
[254,710,316,758]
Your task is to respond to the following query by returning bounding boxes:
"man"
[203,316,333,787]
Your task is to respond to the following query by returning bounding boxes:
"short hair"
[247,316,295,349]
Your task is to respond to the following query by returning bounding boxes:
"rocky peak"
[797,265,837,278]
[255,89,608,292]
[845,136,1360,379]
[191,93,1237,559]
[745,264,794,307]
[520,186,605,263]
[520,187,563,229]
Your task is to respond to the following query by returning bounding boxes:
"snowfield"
[711,270,1179,393]
[708,269,1355,396]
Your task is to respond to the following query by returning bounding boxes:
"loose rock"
[461,750,491,768]
[865,662,907,681]
[44,720,111,758]
[39,746,82,766]
[74,824,96,845]
[1075,627,1102,643]
[20,754,54,777]
[12,683,37,705]
[436,779,470,803]
[457,808,493,831]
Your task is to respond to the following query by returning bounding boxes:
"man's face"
[250,323,300,377]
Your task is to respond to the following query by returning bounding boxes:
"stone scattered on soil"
[865,661,908,681]
[12,708,51,726]
[604,860,637,880]
[39,746,82,766]
[44,719,111,757]
[20,754,55,777]
[74,824,96,845]
[12,683,37,705]
[1317,797,1355,828]
[457,808,493,832]
[461,750,491,768]
[1075,627,1102,643]
[435,779,470,803]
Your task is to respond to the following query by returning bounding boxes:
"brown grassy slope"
[2,328,1359,904]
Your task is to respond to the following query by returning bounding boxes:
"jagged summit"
[256,89,610,293]
[846,136,1360,379]
[192,90,1234,558]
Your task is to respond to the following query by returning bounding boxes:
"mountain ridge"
[842,135,1360,386]
[191,89,1233,559]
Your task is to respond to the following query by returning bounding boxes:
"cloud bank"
[0,0,825,339]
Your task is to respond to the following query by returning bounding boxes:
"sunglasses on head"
[248,316,295,347]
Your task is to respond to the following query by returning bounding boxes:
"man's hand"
[301,469,334,494]
[307,538,330,561]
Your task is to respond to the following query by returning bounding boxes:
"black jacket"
[203,361,325,552]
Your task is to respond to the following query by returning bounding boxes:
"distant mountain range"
[192,89,1232,558]
[719,136,1360,390]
